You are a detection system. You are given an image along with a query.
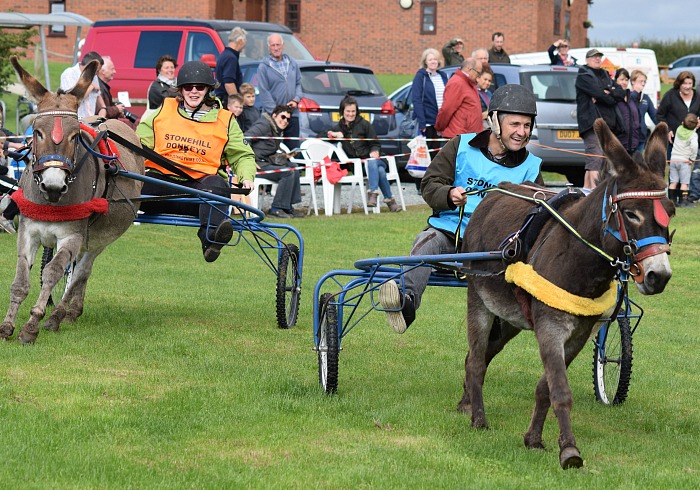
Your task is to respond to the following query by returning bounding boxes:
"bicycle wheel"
[317,293,339,394]
[41,247,73,307]
[276,244,300,329]
[593,317,633,405]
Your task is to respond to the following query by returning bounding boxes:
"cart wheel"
[318,293,339,394]
[276,244,300,329]
[593,316,633,405]
[41,247,73,307]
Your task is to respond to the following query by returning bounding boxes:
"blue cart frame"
[313,251,642,405]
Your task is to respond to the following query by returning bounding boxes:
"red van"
[81,18,315,110]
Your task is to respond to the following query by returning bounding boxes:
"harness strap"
[105,130,200,180]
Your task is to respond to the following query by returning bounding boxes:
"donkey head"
[10,55,99,203]
[594,118,675,295]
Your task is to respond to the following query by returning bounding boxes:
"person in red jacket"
[434,58,484,139]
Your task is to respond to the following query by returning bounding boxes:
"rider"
[380,84,543,333]
[136,61,256,262]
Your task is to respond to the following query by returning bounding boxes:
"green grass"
[0,203,699,487]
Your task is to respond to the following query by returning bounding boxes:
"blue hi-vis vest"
[427,133,541,238]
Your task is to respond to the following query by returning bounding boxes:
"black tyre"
[276,244,300,329]
[41,247,73,307]
[317,293,339,394]
[593,317,633,405]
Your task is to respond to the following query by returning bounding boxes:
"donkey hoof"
[43,318,60,332]
[560,446,583,469]
[0,322,15,340]
[17,331,38,345]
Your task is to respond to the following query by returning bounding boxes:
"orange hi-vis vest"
[148,98,232,178]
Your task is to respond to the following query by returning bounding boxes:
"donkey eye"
[624,209,641,224]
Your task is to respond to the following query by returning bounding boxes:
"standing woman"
[629,70,657,153]
[612,68,641,155]
[412,48,448,149]
[327,95,401,212]
[657,71,700,160]
[137,61,256,262]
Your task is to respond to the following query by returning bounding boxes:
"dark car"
[390,64,585,185]
[240,60,397,155]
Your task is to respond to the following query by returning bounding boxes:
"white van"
[510,47,661,108]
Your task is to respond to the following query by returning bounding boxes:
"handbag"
[399,110,420,140]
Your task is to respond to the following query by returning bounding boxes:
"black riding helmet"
[176,61,216,88]
[487,84,537,139]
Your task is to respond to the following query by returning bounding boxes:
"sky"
[587,0,699,44]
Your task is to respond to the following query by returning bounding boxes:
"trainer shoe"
[203,220,233,262]
[379,280,416,334]
[267,208,293,219]
[0,216,16,234]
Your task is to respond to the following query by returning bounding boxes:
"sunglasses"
[181,84,208,92]
[277,114,289,121]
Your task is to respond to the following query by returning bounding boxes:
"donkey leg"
[458,319,521,415]
[19,242,79,343]
[1,252,35,340]
[62,252,98,322]
[462,290,495,428]
[524,375,551,450]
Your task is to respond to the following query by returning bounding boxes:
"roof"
[0,12,92,28]
[92,17,290,33]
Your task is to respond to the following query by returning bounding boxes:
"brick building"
[6,1,588,74]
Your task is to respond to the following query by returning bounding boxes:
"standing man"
[442,38,465,66]
[434,58,484,139]
[60,51,104,119]
[380,85,542,333]
[472,48,489,66]
[488,32,511,64]
[257,34,303,141]
[214,27,247,100]
[95,56,125,120]
[575,48,625,189]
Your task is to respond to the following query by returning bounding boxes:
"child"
[669,113,698,207]
[227,93,244,120]
[238,83,260,133]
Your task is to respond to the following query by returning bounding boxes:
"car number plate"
[332,112,371,122]
[557,130,580,140]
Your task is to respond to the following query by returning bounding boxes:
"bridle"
[602,184,672,283]
[30,110,119,187]
[31,110,81,178]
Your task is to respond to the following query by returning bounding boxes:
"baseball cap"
[586,48,603,58]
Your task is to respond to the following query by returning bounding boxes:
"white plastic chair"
[301,139,368,216]
[362,153,406,214]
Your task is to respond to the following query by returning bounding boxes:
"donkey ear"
[10,55,48,101]
[644,122,669,178]
[68,60,100,103]
[593,118,636,178]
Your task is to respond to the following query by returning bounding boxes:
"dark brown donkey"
[1,56,144,343]
[459,119,674,469]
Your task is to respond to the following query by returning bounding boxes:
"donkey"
[459,118,674,469]
[1,56,144,344]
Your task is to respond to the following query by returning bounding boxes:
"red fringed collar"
[11,188,109,222]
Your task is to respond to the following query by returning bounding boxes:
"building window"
[420,2,437,35]
[553,0,562,36]
[564,11,571,41]
[49,0,66,37]
[286,0,301,33]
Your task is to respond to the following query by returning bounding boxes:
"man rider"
[380,84,543,333]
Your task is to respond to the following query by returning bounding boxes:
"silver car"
[667,54,700,81]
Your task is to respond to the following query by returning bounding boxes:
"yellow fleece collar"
[505,262,617,316]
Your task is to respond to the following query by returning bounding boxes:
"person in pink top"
[434,58,484,138]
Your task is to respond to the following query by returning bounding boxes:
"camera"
[122,110,138,123]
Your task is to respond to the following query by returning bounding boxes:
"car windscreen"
[301,68,385,96]
[217,30,315,62]
[521,71,578,102]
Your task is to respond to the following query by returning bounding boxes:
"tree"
[0,29,35,92]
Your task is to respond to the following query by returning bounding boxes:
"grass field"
[0,200,698,487]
